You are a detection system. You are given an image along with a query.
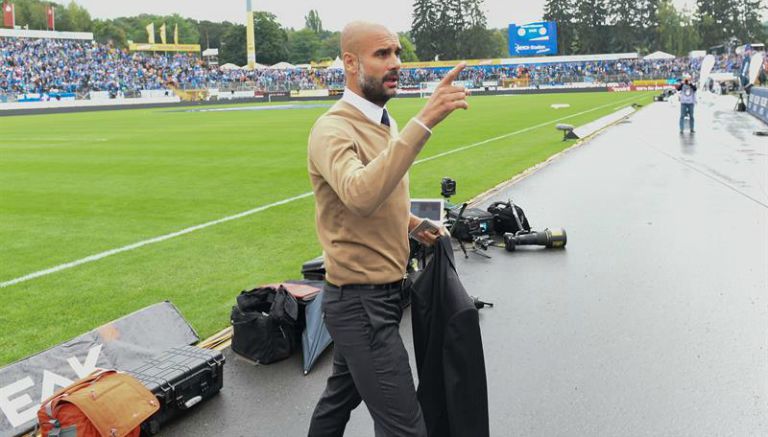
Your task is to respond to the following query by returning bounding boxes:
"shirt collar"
[342,87,388,126]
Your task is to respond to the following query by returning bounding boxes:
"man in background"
[677,74,697,134]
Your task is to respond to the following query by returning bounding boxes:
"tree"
[220,24,246,65]
[733,0,766,43]
[106,14,198,46]
[304,9,323,34]
[573,0,610,54]
[656,0,682,54]
[412,0,491,59]
[252,11,289,65]
[441,0,468,58]
[678,8,702,54]
[317,31,341,60]
[696,0,735,49]
[654,1,701,56]
[93,20,127,48]
[288,28,321,63]
[631,0,661,51]
[411,0,440,60]
[543,0,576,55]
[14,0,48,30]
[398,33,419,62]
[460,26,501,58]
[490,28,509,57]
[466,0,488,27]
[66,1,92,32]
[52,1,93,32]
[197,20,236,49]
[609,0,640,52]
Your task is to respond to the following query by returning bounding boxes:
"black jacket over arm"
[411,236,490,437]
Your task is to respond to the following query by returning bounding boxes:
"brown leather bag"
[38,369,159,437]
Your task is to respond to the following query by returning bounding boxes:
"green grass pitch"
[0,91,654,365]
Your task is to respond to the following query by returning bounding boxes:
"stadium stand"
[0,34,748,105]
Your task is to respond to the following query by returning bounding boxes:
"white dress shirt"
[341,87,431,134]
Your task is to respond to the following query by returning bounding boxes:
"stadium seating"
[0,36,747,101]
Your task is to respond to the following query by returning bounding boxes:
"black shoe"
[690,130,695,133]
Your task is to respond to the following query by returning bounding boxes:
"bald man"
[306,21,469,437]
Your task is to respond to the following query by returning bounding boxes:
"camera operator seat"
[556,123,579,141]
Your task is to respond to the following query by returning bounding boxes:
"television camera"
[441,177,567,256]
[441,177,495,259]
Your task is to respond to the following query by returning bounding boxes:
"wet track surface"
[160,94,768,436]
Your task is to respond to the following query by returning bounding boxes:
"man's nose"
[388,54,401,71]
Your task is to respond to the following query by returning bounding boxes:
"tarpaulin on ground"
[0,301,198,437]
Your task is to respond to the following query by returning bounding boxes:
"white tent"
[241,63,268,71]
[328,56,343,70]
[644,51,676,60]
[219,63,241,71]
[270,61,297,70]
[689,50,706,59]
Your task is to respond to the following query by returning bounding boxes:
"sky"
[61,0,700,33]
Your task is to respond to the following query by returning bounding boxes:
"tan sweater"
[307,100,431,286]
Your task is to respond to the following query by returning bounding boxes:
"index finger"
[439,61,466,86]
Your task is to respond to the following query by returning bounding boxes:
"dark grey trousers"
[307,284,427,437]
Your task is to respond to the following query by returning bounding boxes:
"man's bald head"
[340,21,402,106]
[341,21,396,56]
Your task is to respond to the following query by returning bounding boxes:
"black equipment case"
[446,206,494,241]
[486,200,531,235]
[127,345,225,435]
[301,255,325,281]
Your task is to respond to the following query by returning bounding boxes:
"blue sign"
[747,86,768,125]
[508,21,558,56]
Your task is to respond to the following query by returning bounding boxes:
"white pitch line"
[1,93,644,288]
[415,93,642,164]
[0,192,314,288]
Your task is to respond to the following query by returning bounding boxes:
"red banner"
[46,4,54,30]
[2,2,14,28]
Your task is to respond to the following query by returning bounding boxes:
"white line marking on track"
[1,94,644,288]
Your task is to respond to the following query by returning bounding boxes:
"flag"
[46,4,54,30]
[159,23,166,44]
[146,22,155,44]
[2,2,14,28]
[174,23,178,44]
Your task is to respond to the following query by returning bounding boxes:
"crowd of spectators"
[0,38,212,97]
[398,56,748,88]
[0,36,750,100]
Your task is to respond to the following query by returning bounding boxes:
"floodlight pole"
[246,0,256,70]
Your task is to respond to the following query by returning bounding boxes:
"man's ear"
[343,53,358,75]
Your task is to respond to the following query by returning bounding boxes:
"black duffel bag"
[487,200,531,235]
[231,285,299,364]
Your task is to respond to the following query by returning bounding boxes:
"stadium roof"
[0,28,93,40]
[400,53,640,70]
[499,53,639,65]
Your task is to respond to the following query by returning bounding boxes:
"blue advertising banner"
[748,86,768,125]
[508,21,558,56]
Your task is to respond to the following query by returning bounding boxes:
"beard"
[357,61,397,106]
